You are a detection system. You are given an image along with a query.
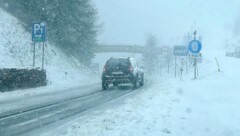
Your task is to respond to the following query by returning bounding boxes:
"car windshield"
[107,59,129,67]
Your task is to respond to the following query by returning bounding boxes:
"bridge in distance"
[95,45,168,54]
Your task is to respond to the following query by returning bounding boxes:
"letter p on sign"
[34,24,40,34]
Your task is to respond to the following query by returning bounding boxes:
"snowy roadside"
[41,76,175,136]
[0,8,100,101]
[41,51,240,136]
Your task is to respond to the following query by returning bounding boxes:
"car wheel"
[113,83,118,87]
[102,81,108,90]
[133,76,139,89]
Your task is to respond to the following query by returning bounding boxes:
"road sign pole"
[175,55,177,78]
[180,68,183,80]
[160,57,162,76]
[194,57,197,79]
[33,43,36,67]
[42,42,45,70]
[193,30,197,40]
[168,59,170,74]
[186,55,188,74]
[197,63,199,76]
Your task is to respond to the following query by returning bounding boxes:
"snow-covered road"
[39,51,240,136]
[1,51,239,136]
[0,80,151,136]
[0,82,101,118]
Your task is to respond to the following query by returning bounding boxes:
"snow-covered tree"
[143,34,159,75]
[0,0,99,65]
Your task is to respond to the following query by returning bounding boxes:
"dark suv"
[101,57,144,90]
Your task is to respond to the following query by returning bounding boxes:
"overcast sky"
[93,0,240,49]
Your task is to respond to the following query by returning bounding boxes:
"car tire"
[113,83,118,87]
[102,81,108,90]
[133,76,139,89]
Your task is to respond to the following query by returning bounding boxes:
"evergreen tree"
[143,34,158,75]
[0,0,98,65]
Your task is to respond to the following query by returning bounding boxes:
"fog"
[94,0,240,50]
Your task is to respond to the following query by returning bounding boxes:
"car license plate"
[112,71,123,75]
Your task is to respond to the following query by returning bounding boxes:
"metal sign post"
[194,58,197,79]
[175,56,177,78]
[180,67,183,80]
[168,59,170,74]
[42,42,45,69]
[186,55,188,74]
[32,22,46,69]
[33,43,36,66]
[160,57,162,76]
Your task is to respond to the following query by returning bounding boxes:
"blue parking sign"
[32,23,46,42]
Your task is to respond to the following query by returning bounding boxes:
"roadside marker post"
[180,67,183,80]
[215,57,221,72]
[175,55,176,78]
[32,22,46,69]
[186,55,188,74]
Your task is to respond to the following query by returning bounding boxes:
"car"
[101,57,144,90]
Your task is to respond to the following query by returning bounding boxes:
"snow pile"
[0,8,97,90]
[42,50,240,136]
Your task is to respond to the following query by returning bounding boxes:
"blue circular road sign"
[188,40,202,54]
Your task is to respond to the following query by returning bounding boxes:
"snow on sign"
[32,23,46,42]
[188,40,202,54]
[174,46,188,56]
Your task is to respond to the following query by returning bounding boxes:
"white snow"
[1,5,240,136]
[41,49,240,136]
[0,9,98,100]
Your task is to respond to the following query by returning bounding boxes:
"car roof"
[109,57,136,60]
[109,57,128,60]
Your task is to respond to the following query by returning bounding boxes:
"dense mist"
[94,0,240,50]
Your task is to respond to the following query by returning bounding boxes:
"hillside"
[0,8,97,89]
